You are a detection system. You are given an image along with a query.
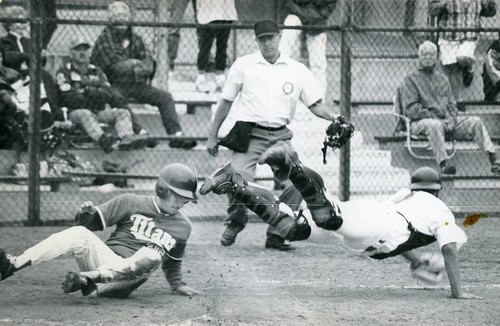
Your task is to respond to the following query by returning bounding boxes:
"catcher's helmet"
[410,167,442,191]
[156,163,198,202]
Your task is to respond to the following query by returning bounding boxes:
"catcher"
[199,141,480,299]
[0,163,200,298]
[205,19,349,251]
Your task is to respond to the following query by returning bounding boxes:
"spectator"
[428,0,497,101]
[0,6,31,75]
[0,5,61,115]
[1,50,66,152]
[482,39,500,102]
[91,1,196,149]
[167,0,195,74]
[205,20,339,250]
[0,51,24,149]
[194,0,238,93]
[398,41,500,175]
[57,37,149,154]
[279,0,337,97]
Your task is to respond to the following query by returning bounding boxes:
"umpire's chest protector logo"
[282,82,294,95]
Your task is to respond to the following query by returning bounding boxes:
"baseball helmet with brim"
[156,163,198,203]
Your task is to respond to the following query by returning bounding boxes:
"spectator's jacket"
[482,40,500,102]
[282,0,337,35]
[90,26,155,83]
[399,65,458,125]
[0,33,30,73]
[0,65,21,89]
[56,62,124,112]
[428,0,496,42]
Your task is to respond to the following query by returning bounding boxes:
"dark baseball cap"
[254,20,280,38]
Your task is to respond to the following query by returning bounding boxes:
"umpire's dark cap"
[254,20,280,38]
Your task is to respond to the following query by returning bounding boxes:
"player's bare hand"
[206,136,219,157]
[173,285,201,296]
[450,292,483,300]
[79,201,96,214]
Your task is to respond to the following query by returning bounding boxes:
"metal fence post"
[339,0,352,202]
[27,1,44,226]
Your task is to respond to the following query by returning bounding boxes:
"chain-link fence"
[1,0,499,225]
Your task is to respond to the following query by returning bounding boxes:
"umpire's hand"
[206,135,219,156]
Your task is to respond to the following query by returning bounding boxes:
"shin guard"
[289,165,343,230]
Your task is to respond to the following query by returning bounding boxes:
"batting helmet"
[155,163,198,202]
[410,167,442,191]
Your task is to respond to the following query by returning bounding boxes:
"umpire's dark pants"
[227,126,293,237]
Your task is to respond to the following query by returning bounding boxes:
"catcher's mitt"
[321,115,355,164]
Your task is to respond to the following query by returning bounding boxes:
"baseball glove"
[321,115,355,164]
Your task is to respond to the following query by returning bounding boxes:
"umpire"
[206,20,338,250]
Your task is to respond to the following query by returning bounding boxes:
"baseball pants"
[14,226,161,296]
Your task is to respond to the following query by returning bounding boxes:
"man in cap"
[0,163,200,298]
[91,1,196,149]
[398,41,500,175]
[205,19,344,250]
[56,37,148,154]
[200,141,481,299]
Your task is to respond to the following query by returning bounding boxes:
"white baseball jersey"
[222,50,323,127]
[305,190,467,257]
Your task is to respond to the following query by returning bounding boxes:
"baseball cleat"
[258,141,300,181]
[199,161,236,195]
[0,248,16,281]
[62,271,97,296]
[220,223,246,246]
[265,235,296,251]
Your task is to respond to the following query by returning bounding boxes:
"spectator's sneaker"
[195,74,210,93]
[169,139,197,149]
[169,132,197,149]
[441,165,456,175]
[258,141,299,181]
[62,271,97,296]
[265,234,296,251]
[220,222,246,246]
[491,162,500,174]
[215,73,226,91]
[199,161,236,195]
[0,248,16,281]
[98,133,120,154]
[137,129,159,148]
[118,134,149,150]
[462,67,474,87]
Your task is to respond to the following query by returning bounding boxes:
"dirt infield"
[0,217,499,326]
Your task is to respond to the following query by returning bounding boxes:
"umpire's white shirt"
[221,51,323,128]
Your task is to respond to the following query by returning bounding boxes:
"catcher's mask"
[155,163,198,203]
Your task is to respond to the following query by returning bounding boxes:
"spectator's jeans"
[68,107,134,141]
[113,82,182,135]
[196,20,233,72]
[410,116,496,165]
[167,0,191,69]
[225,127,294,237]
[280,14,328,97]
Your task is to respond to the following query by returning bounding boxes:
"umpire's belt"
[252,123,286,132]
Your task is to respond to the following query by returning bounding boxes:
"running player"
[0,163,200,298]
